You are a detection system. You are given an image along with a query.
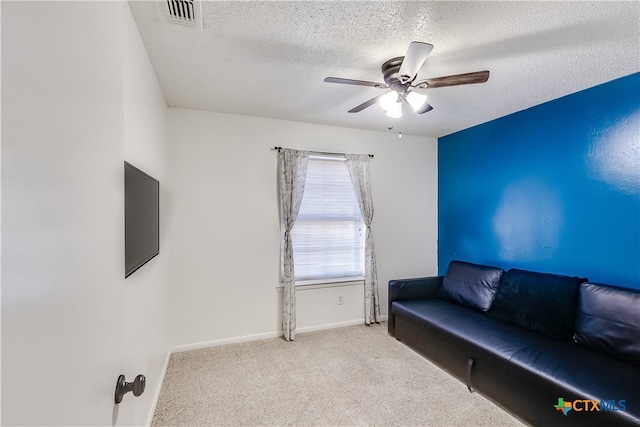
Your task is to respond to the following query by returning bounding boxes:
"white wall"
[2,2,438,423]
[1,2,169,426]
[167,108,438,348]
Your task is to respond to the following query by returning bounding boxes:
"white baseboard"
[171,330,282,353]
[297,315,388,334]
[147,348,172,427]
[296,318,364,334]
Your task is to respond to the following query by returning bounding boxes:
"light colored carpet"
[152,323,525,426]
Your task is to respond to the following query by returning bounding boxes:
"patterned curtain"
[345,154,380,325]
[278,148,309,341]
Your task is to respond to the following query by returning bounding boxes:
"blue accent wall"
[438,73,640,289]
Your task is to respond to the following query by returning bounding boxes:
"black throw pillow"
[437,260,504,312]
[487,268,587,341]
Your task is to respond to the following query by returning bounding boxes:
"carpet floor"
[152,323,524,426]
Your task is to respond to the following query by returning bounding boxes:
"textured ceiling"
[129,1,639,138]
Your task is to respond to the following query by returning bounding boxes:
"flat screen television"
[124,161,159,278]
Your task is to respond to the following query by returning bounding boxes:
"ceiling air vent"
[165,0,198,28]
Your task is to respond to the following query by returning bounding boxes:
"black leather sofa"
[388,261,640,426]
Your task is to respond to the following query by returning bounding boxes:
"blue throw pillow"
[574,283,640,366]
[437,261,504,312]
[487,268,587,341]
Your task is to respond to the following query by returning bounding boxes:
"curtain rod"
[272,146,373,158]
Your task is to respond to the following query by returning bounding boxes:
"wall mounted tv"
[125,161,159,278]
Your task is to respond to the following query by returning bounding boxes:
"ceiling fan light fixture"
[386,101,402,118]
[406,91,428,112]
[379,91,399,111]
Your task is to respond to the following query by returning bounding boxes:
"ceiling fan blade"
[324,77,388,89]
[348,95,382,113]
[413,70,490,89]
[398,42,434,83]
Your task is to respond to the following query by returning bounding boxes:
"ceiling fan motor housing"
[381,57,411,93]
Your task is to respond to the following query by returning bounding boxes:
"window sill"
[277,278,364,291]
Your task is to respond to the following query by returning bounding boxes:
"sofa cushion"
[508,339,640,425]
[391,298,546,371]
[426,307,556,371]
[437,261,504,312]
[487,268,587,341]
[573,282,640,367]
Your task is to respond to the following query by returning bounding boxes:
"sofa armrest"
[388,276,443,336]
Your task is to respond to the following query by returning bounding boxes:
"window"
[291,155,365,283]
